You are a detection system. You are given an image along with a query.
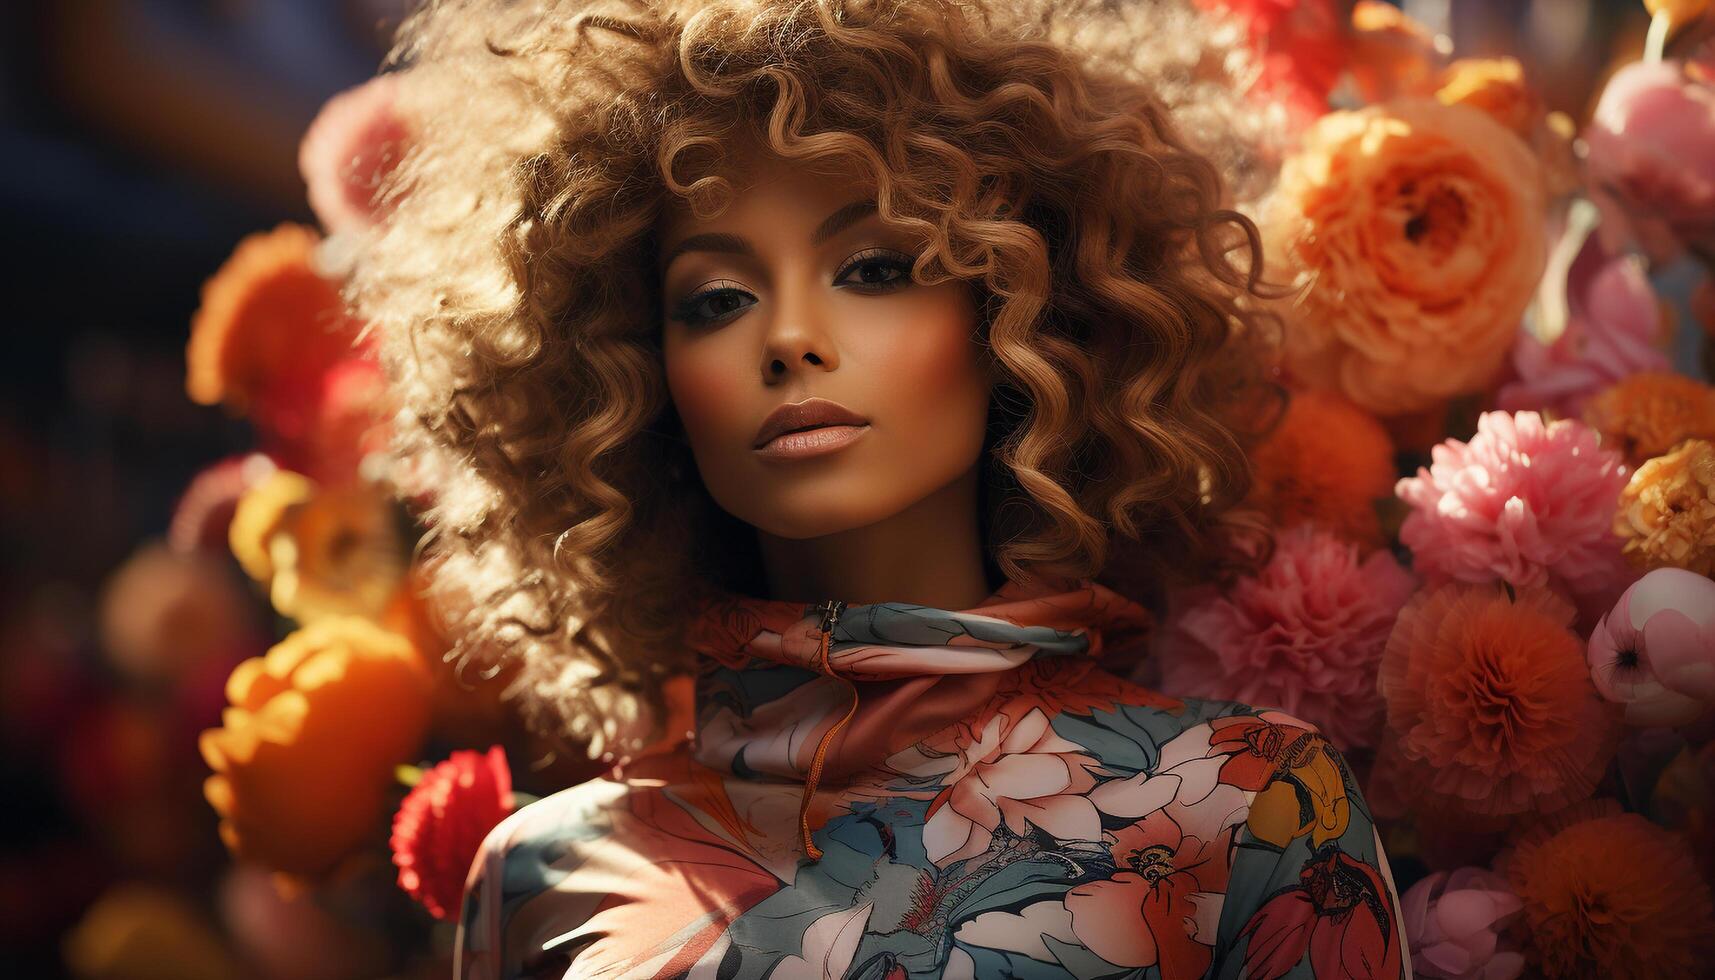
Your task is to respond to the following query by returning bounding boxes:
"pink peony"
[1496,232,1671,418]
[1400,867,1526,980]
[1585,60,1715,260]
[1396,411,1633,611]
[1587,567,1715,727]
[298,74,409,235]
[1158,525,1416,752]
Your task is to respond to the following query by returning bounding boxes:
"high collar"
[682,575,1153,777]
[685,575,1151,678]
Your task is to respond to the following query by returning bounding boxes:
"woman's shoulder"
[1029,659,1339,760]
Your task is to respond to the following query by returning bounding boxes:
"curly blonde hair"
[344,0,1284,756]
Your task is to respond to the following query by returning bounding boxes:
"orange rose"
[229,470,405,623]
[1264,98,1548,416]
[200,616,431,879]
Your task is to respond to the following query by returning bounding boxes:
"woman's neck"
[753,462,993,609]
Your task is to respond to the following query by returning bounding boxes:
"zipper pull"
[815,599,846,636]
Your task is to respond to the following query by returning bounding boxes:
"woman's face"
[657,154,991,540]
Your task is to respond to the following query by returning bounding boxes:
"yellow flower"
[1617,439,1715,575]
[229,470,404,623]
[1264,99,1547,416]
[200,617,431,878]
[1436,57,1538,137]
[1646,0,1711,29]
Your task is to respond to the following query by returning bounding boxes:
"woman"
[341,0,1409,976]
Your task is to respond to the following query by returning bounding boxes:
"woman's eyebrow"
[658,199,879,271]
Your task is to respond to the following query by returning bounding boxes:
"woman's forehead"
[657,154,875,234]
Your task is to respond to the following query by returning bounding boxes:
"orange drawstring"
[799,601,856,861]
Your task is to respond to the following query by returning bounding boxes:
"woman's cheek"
[868,291,988,455]
[664,344,747,448]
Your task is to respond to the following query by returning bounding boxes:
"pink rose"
[1585,61,1715,259]
[1400,867,1525,980]
[1587,567,1715,726]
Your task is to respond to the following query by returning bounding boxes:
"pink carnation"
[1158,525,1415,752]
[1397,411,1633,610]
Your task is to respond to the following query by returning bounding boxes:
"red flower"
[1207,713,1325,791]
[1237,844,1403,979]
[390,746,513,921]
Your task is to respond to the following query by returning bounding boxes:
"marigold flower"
[391,746,513,921]
[1159,525,1415,752]
[1616,438,1715,575]
[1396,411,1632,607]
[1264,99,1547,415]
[1377,584,1623,821]
[1246,390,1396,547]
[1585,372,1715,467]
[200,616,431,878]
[1499,801,1715,979]
[228,470,405,624]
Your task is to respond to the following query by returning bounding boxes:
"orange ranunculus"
[228,470,405,624]
[200,616,431,879]
[1264,98,1548,416]
[186,224,363,414]
[1585,372,1715,466]
[1616,438,1715,575]
[1246,389,1396,547]
[186,224,384,484]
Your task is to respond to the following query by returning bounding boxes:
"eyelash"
[669,248,917,328]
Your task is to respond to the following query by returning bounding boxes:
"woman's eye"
[671,283,755,327]
[836,250,916,291]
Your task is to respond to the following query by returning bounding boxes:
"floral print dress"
[455,577,1410,979]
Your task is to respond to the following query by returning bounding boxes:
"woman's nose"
[760,274,839,382]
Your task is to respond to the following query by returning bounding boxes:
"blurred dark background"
[0,0,1668,977]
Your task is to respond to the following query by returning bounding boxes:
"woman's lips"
[752,423,870,460]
